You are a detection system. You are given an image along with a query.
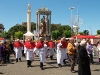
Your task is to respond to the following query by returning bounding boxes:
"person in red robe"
[62,37,68,64]
[24,38,36,67]
[48,40,55,60]
[57,37,68,67]
[14,39,23,62]
[34,37,47,70]
[44,41,49,58]
[34,40,40,57]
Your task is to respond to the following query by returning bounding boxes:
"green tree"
[79,32,84,35]
[62,30,71,38]
[51,24,58,31]
[83,30,89,35]
[0,31,11,39]
[57,26,64,36]
[97,30,100,35]
[4,31,11,39]
[7,23,73,39]
[57,25,71,36]
[8,24,27,38]
[0,32,4,38]
[14,31,23,39]
[8,24,27,34]
[62,25,71,30]
[31,22,36,31]
[52,30,60,40]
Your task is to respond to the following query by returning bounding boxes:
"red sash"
[45,42,49,47]
[60,41,67,48]
[25,42,35,49]
[48,41,55,48]
[14,42,23,48]
[36,41,44,49]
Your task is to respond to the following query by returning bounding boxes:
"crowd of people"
[0,37,100,75]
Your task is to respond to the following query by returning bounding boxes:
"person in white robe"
[48,40,55,60]
[44,41,49,59]
[34,37,47,70]
[14,39,23,62]
[57,37,68,67]
[24,38,36,67]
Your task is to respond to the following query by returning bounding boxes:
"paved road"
[0,55,100,75]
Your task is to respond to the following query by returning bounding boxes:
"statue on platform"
[40,16,48,35]
[28,3,31,10]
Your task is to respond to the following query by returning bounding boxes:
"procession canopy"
[36,5,51,15]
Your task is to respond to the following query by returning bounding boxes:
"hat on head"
[80,39,86,46]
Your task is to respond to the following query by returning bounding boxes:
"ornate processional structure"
[34,5,51,40]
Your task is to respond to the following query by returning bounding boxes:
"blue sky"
[0,0,100,35]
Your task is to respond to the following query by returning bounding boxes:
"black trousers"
[40,62,44,70]
[40,62,43,68]
[22,50,25,57]
[50,55,53,60]
[16,58,21,62]
[27,60,32,66]
[5,51,10,62]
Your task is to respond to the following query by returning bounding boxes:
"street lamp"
[69,7,75,18]
[87,25,92,35]
[69,7,75,36]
